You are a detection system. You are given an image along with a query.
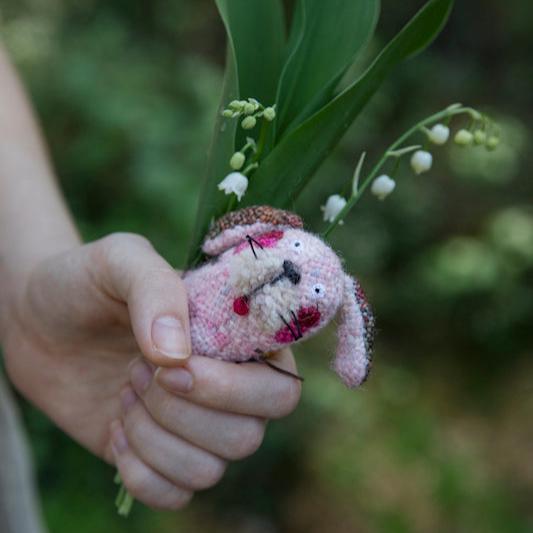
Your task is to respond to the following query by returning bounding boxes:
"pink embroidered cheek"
[232,230,284,254]
[256,230,284,248]
[233,295,250,316]
[274,306,322,343]
[298,306,321,330]
[275,328,295,343]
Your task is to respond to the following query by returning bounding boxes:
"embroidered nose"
[283,260,301,285]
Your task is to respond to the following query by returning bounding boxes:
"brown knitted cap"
[207,205,303,240]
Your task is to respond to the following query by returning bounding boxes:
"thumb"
[94,233,191,367]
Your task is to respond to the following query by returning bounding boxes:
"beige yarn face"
[224,228,344,338]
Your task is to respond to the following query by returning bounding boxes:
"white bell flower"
[410,150,433,175]
[218,172,249,201]
[321,194,347,223]
[427,124,450,145]
[371,175,396,200]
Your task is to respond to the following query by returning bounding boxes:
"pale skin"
[0,44,301,510]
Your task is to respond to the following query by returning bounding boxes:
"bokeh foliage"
[1,0,532,532]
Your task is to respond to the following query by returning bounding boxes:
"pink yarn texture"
[183,206,375,388]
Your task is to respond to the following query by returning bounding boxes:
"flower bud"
[473,130,487,145]
[371,175,396,200]
[241,116,257,130]
[243,102,256,114]
[486,136,500,151]
[247,98,260,110]
[427,124,450,145]
[321,194,347,223]
[222,109,234,118]
[410,150,433,175]
[229,100,244,111]
[229,151,245,170]
[263,107,276,121]
[454,129,474,146]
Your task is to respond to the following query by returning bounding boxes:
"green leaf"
[243,0,454,208]
[186,49,238,266]
[216,0,285,106]
[187,0,286,265]
[216,0,286,147]
[275,0,380,139]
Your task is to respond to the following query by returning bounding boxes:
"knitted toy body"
[183,206,375,388]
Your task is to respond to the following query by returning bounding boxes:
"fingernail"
[130,360,153,394]
[120,386,137,413]
[111,423,128,455]
[151,315,190,359]
[158,368,194,393]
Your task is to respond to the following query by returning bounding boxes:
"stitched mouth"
[274,306,321,343]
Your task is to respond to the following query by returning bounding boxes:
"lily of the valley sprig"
[321,104,500,236]
[218,98,276,204]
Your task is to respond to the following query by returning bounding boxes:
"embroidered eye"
[292,240,302,250]
[311,283,325,299]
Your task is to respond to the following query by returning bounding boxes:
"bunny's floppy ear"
[332,274,375,388]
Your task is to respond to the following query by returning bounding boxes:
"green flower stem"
[114,475,135,517]
[391,154,401,177]
[223,118,271,214]
[250,118,271,165]
[117,488,134,517]
[241,138,256,154]
[226,193,238,214]
[322,106,480,238]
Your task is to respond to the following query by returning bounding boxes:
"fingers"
[110,420,193,510]
[128,362,266,461]
[117,350,300,509]
[90,233,191,367]
[155,348,302,419]
[120,389,227,492]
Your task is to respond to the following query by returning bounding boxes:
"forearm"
[0,43,79,293]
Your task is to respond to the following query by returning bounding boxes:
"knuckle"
[90,232,152,277]
[274,379,302,418]
[193,457,227,490]
[194,363,235,410]
[104,232,151,250]
[93,232,149,262]
[122,407,146,445]
[128,360,154,399]
[229,418,265,459]
[133,265,183,295]
[155,392,182,426]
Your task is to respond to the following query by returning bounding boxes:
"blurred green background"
[1,0,532,531]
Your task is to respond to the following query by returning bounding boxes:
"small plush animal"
[183,205,375,388]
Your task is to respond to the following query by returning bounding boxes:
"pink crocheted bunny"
[183,206,375,388]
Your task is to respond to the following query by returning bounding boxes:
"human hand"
[0,233,301,510]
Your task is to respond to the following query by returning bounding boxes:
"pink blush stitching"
[256,230,284,247]
[233,230,284,254]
